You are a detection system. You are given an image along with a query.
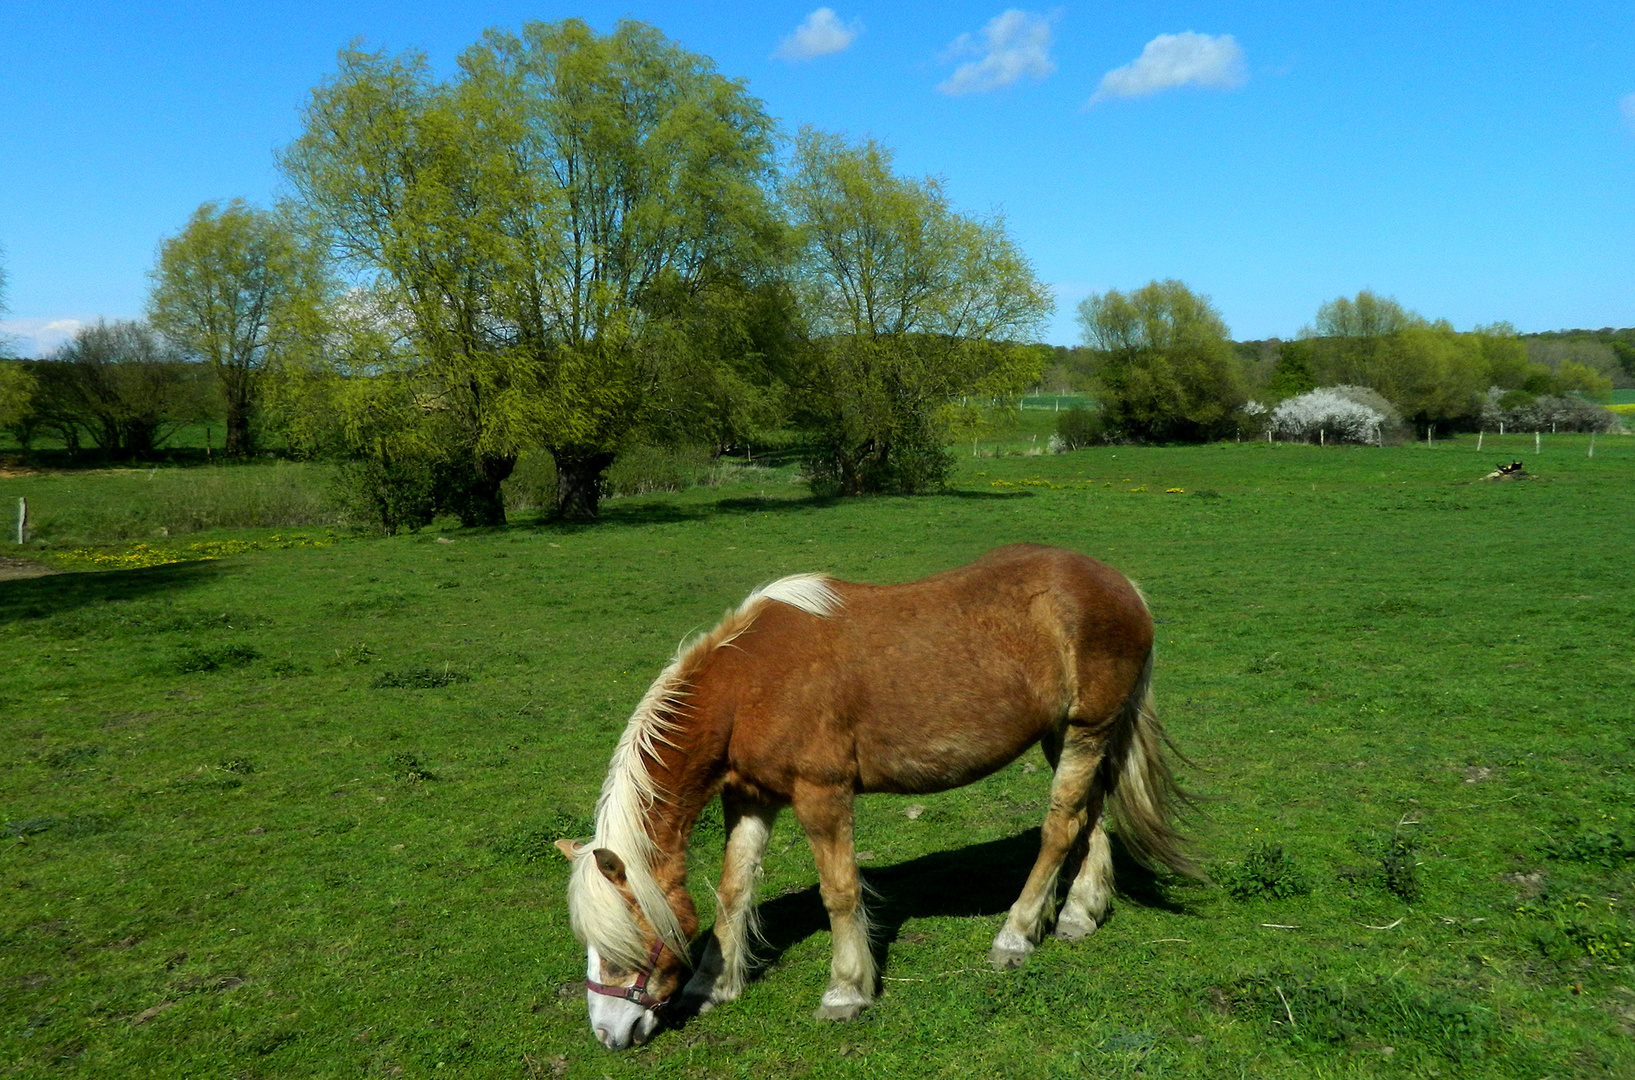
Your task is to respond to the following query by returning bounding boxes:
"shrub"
[604,443,715,496]
[1053,405,1103,450]
[1479,387,1623,433]
[802,405,953,496]
[1270,386,1405,444]
[329,457,437,536]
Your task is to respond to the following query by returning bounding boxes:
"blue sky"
[1,2,1631,356]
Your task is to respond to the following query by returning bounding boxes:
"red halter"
[586,939,669,1010]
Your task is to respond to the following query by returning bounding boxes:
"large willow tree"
[148,200,324,457]
[784,129,1052,494]
[281,19,783,520]
[1077,280,1245,442]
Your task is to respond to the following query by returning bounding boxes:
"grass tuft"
[174,643,260,673]
[1222,842,1313,900]
[386,752,436,782]
[370,665,471,690]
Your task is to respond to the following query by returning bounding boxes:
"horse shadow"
[675,827,1191,1022]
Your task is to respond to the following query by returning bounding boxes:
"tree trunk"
[552,449,615,520]
[449,453,515,527]
[224,397,252,457]
[222,368,254,457]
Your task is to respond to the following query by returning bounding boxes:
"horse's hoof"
[988,946,1029,970]
[814,1001,867,1022]
[677,992,718,1016]
[1052,915,1098,941]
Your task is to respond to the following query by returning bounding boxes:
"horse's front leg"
[681,790,779,1014]
[792,783,875,1021]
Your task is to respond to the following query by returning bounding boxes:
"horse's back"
[712,546,1152,796]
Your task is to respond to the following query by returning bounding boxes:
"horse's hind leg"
[989,726,1104,969]
[791,783,875,1021]
[681,789,778,1014]
[1053,799,1113,940]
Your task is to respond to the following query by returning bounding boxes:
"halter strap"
[586,939,669,1010]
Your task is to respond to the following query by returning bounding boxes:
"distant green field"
[1018,393,1095,411]
[1611,388,1635,405]
[2,433,1633,1078]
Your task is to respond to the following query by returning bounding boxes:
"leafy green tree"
[1265,339,1318,401]
[0,363,35,431]
[33,321,208,458]
[457,20,785,516]
[1076,280,1245,442]
[784,128,1051,494]
[281,20,784,520]
[1306,295,1498,426]
[148,200,326,457]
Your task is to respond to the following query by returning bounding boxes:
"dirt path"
[0,556,56,581]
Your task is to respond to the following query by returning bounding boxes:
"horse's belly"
[852,706,1051,795]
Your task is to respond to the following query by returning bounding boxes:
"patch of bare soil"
[0,556,56,581]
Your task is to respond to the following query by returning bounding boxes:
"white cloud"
[938,10,1056,96]
[0,317,88,358]
[1621,93,1635,133]
[773,8,861,61]
[1089,31,1246,104]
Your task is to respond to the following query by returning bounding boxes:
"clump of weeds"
[370,665,471,690]
[174,644,260,673]
[1221,841,1312,900]
[1341,817,1425,903]
[331,643,376,666]
[1543,819,1635,868]
[386,752,436,782]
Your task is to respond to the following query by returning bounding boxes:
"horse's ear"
[554,838,584,861]
[593,847,628,887]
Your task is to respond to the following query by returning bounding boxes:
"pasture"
[2,432,1633,1078]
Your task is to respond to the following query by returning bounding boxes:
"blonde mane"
[567,574,842,969]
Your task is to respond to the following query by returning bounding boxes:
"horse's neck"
[642,716,727,884]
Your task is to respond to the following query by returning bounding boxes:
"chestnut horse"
[557,544,1196,1050]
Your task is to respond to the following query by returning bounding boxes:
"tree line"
[1062,283,1629,443]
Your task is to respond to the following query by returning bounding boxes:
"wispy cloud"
[773,8,861,62]
[0,317,87,358]
[938,9,1056,96]
[1089,31,1246,104]
[1621,93,1635,134]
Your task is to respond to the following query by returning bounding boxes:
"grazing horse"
[556,544,1197,1050]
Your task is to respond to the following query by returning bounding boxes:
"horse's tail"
[1102,649,1204,880]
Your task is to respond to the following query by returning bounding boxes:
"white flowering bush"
[1270,386,1403,444]
[1480,387,1624,434]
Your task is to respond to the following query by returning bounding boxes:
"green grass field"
[3,432,1634,1078]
